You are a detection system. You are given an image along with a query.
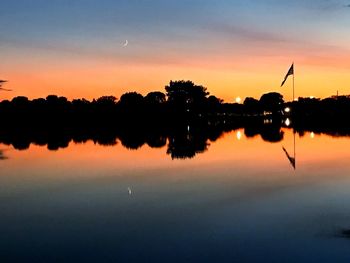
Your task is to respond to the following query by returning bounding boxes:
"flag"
[281,64,294,87]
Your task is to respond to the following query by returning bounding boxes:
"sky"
[1,0,350,102]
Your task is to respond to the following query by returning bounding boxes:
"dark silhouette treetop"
[12,96,29,105]
[165,80,209,105]
[119,92,144,107]
[208,95,223,105]
[259,92,284,113]
[96,96,117,104]
[244,97,259,106]
[72,98,90,106]
[145,91,166,104]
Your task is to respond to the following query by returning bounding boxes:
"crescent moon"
[123,40,128,47]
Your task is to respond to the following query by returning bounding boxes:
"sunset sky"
[1,0,350,102]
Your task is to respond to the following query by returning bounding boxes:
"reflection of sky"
[2,129,350,261]
[2,128,350,182]
[1,0,350,100]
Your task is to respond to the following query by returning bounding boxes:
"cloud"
[0,80,11,91]
[0,88,12,91]
[0,37,196,67]
[0,80,8,87]
[205,23,287,44]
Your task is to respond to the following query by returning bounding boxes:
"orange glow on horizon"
[2,52,350,103]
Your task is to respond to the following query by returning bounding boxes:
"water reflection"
[310,131,315,139]
[236,130,242,140]
[244,123,284,143]
[0,149,8,160]
[2,124,350,161]
[2,128,350,262]
[0,124,286,160]
[282,132,296,170]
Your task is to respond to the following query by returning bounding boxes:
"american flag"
[281,64,294,87]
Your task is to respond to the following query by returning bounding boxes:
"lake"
[1,128,350,262]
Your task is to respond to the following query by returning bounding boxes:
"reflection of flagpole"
[293,131,296,169]
[282,131,296,170]
[282,146,296,170]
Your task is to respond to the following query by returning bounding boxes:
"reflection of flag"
[282,146,296,169]
[281,64,294,87]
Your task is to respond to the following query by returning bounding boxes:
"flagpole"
[292,63,295,102]
[293,63,296,170]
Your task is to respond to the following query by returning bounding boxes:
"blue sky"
[1,0,350,100]
[1,0,349,52]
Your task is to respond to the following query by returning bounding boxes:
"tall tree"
[165,80,209,112]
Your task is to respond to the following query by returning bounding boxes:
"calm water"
[1,128,350,262]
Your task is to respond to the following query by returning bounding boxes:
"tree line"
[2,79,350,158]
[0,80,285,126]
[1,79,350,128]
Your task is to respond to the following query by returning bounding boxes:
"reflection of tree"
[0,122,285,156]
[146,134,167,148]
[3,120,350,159]
[260,126,284,142]
[244,123,284,143]
[3,78,350,160]
[0,150,8,160]
[93,132,118,146]
[167,131,209,159]
[11,137,30,150]
[47,135,71,151]
[119,131,145,150]
[339,229,350,239]
[244,126,260,139]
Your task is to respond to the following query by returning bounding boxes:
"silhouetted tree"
[207,95,223,105]
[118,92,145,122]
[92,96,118,124]
[259,92,284,114]
[207,95,224,113]
[96,96,117,105]
[244,97,261,115]
[145,91,166,105]
[3,79,350,151]
[165,80,209,115]
[12,96,29,106]
[119,92,143,106]
[9,96,30,124]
